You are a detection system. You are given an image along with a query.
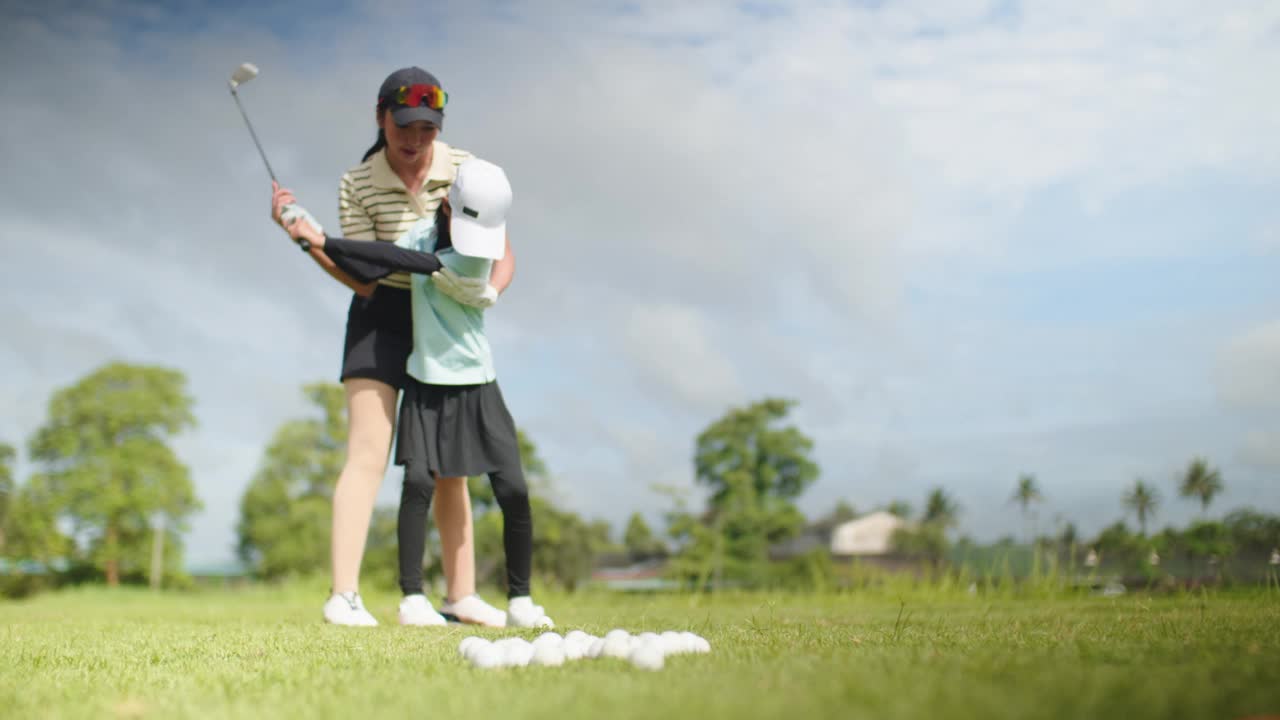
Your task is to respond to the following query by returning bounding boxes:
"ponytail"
[361,128,386,162]
[433,198,453,252]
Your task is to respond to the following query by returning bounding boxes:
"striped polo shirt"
[337,140,474,289]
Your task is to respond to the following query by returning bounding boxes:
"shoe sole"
[440,611,505,627]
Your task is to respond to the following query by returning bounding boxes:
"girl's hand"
[283,211,325,249]
[431,268,498,308]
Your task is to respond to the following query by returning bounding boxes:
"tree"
[1092,521,1142,571]
[3,481,71,561]
[890,488,959,571]
[529,498,609,591]
[885,500,912,519]
[623,512,666,561]
[0,442,13,554]
[1178,457,1223,517]
[674,398,818,588]
[922,487,960,530]
[237,383,347,580]
[1123,478,1160,536]
[1182,520,1233,579]
[695,398,818,507]
[891,523,949,569]
[812,499,858,534]
[1010,473,1043,542]
[467,429,547,511]
[28,362,199,587]
[1222,509,1280,557]
[0,478,73,598]
[829,499,858,524]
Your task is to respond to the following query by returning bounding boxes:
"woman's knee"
[344,379,396,462]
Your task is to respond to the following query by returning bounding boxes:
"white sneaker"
[323,591,378,626]
[508,595,554,628]
[398,594,447,626]
[440,594,507,627]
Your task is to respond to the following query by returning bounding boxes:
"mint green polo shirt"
[395,218,496,385]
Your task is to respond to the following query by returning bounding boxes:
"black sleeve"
[322,237,444,282]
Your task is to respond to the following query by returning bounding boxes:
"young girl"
[281,159,553,629]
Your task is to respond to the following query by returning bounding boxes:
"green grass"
[2,583,1279,720]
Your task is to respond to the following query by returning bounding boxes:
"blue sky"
[2,0,1278,568]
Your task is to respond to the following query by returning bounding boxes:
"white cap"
[448,158,510,260]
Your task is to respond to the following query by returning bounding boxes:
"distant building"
[830,511,907,557]
[767,510,912,564]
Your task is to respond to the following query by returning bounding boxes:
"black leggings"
[397,463,533,598]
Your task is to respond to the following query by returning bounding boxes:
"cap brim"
[390,105,443,128]
[450,215,506,260]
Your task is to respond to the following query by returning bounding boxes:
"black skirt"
[340,285,413,389]
[395,379,523,478]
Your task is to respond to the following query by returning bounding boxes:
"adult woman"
[274,66,512,627]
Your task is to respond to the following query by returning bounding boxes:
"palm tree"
[1178,457,1223,517]
[923,487,960,530]
[1123,478,1160,536]
[885,500,912,519]
[1010,473,1043,543]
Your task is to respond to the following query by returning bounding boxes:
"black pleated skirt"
[394,379,522,478]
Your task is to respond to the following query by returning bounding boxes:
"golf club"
[227,62,319,248]
[227,63,278,183]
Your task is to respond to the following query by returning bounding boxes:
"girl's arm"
[287,220,443,278]
[323,236,444,277]
[305,241,378,297]
[488,232,515,293]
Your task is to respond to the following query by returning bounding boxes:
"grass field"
[3,582,1279,720]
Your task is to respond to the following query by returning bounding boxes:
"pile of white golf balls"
[459,629,711,671]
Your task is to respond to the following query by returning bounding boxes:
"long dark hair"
[433,198,453,252]
[361,128,386,162]
[361,107,388,161]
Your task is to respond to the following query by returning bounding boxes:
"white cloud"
[1240,429,1280,470]
[1218,320,1280,413]
[620,303,743,414]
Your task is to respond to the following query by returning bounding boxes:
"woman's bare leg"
[331,378,397,593]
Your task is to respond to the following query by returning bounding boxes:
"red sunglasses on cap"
[378,83,448,111]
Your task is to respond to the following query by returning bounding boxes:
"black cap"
[377,67,445,129]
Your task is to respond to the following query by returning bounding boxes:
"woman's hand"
[271,181,325,248]
[271,181,297,228]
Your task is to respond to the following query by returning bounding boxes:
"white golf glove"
[279,203,323,235]
[432,267,499,309]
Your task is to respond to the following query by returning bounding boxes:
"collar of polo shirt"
[370,139,456,191]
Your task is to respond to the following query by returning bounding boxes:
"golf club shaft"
[230,87,278,184]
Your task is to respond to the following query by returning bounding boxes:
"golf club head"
[228,62,259,89]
